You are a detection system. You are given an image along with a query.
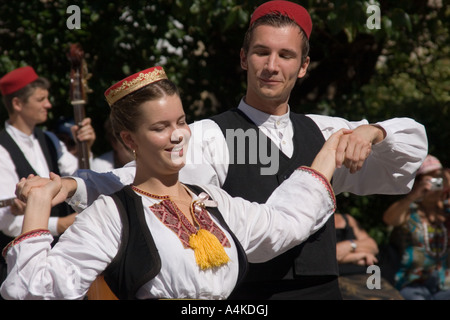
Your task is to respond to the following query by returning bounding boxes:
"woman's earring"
[132,150,137,160]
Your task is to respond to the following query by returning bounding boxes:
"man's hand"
[335,124,386,173]
[16,173,62,202]
[10,198,26,216]
[19,173,63,234]
[16,173,67,207]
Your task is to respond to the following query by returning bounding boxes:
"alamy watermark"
[67,4,381,31]
[366,4,381,30]
[366,265,381,289]
[66,5,81,30]
[170,124,280,176]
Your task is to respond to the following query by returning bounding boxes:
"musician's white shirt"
[0,121,79,236]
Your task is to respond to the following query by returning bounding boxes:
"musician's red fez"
[250,1,312,39]
[104,66,168,106]
[0,66,39,96]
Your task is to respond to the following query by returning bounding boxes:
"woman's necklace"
[131,185,171,200]
[422,220,448,259]
[418,204,448,259]
[131,185,195,224]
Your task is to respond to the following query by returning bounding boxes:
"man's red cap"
[0,66,39,96]
[250,1,312,39]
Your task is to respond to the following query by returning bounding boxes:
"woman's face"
[123,94,191,177]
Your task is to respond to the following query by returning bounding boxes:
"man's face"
[17,87,52,126]
[241,24,309,113]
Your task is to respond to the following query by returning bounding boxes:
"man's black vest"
[0,128,72,248]
[210,109,338,286]
[103,184,248,300]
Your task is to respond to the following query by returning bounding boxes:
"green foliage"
[1,0,449,244]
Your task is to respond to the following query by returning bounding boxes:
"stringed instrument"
[0,197,15,208]
[68,43,91,170]
[68,43,118,300]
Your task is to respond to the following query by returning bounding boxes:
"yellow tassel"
[189,229,230,270]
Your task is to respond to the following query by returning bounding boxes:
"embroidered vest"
[103,184,248,300]
[210,109,338,282]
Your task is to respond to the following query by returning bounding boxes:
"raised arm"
[310,115,428,196]
[383,175,432,226]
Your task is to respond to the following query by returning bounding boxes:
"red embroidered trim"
[132,185,231,249]
[150,199,231,249]
[297,166,336,210]
[151,200,195,248]
[2,229,51,258]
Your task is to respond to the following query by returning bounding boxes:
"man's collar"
[237,98,291,129]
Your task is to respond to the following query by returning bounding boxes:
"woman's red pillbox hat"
[104,66,167,106]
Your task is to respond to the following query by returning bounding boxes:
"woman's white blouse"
[0,168,335,300]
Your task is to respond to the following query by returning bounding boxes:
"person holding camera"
[383,155,450,300]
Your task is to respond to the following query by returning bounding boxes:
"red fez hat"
[250,1,312,39]
[0,66,39,96]
[104,66,168,106]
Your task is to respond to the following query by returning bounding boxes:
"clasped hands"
[310,124,385,181]
[16,173,67,210]
[15,125,385,203]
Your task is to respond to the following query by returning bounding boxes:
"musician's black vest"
[210,109,338,282]
[0,128,72,248]
[103,184,248,300]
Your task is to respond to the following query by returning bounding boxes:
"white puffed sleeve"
[307,115,428,195]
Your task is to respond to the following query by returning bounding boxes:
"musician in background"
[0,66,96,283]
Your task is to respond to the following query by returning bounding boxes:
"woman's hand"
[310,129,353,182]
[339,250,378,266]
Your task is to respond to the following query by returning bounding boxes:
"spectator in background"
[383,155,450,300]
[335,212,404,300]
